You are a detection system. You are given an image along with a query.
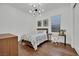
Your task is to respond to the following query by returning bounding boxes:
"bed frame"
[21,28,49,48]
[37,28,49,40]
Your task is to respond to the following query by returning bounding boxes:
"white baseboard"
[75,47,79,55]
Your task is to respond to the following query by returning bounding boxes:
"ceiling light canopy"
[28,3,44,16]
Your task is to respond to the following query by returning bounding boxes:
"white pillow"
[37,30,46,34]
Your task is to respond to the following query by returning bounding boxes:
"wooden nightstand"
[0,33,18,56]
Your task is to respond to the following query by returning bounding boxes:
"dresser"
[0,33,18,56]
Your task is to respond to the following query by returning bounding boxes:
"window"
[51,15,60,32]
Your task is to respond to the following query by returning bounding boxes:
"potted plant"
[59,29,66,35]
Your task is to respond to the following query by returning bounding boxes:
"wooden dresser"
[0,33,18,56]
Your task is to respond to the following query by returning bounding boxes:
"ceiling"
[2,3,71,15]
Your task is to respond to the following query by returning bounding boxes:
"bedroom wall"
[36,6,73,46]
[0,4,36,41]
[74,3,79,54]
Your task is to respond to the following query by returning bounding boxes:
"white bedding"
[21,31,48,50]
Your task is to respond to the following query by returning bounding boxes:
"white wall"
[74,3,79,54]
[36,6,73,45]
[0,4,36,41]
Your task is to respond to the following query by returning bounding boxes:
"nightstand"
[58,34,66,46]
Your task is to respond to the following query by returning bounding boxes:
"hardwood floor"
[18,41,78,56]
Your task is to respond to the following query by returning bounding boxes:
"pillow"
[37,30,46,34]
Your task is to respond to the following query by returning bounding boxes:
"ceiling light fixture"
[29,3,44,16]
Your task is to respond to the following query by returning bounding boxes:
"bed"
[21,28,49,50]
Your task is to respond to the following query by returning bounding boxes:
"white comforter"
[21,32,47,50]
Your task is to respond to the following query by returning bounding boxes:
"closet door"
[74,3,79,54]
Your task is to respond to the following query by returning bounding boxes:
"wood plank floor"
[18,41,78,56]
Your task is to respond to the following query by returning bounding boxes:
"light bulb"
[32,4,36,7]
[29,10,32,13]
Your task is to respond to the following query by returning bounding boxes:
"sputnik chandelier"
[29,3,44,16]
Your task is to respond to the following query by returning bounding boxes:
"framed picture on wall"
[43,19,48,27]
[37,20,42,27]
[51,15,61,32]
